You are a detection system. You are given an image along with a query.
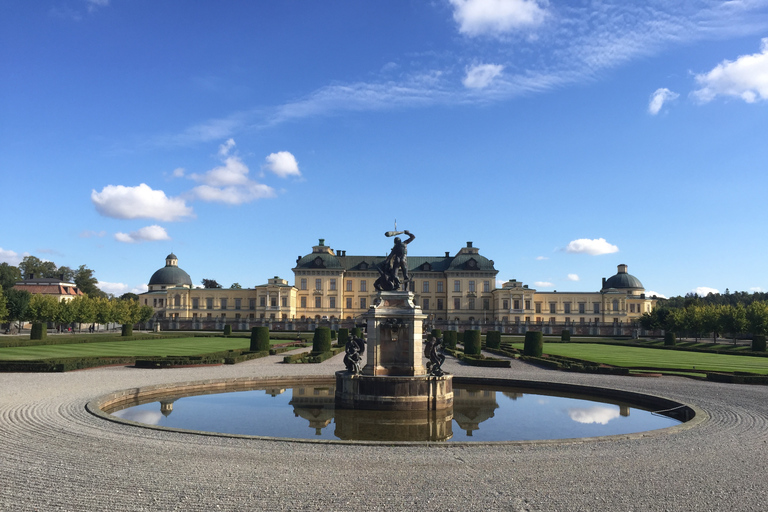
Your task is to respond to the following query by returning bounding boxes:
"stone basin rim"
[86,375,706,446]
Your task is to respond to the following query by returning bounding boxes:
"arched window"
[174,294,181,307]
[612,299,619,311]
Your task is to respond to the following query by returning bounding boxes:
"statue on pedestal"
[375,229,415,292]
[424,336,446,377]
[343,336,366,375]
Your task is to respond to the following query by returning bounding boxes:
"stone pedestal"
[335,290,453,411]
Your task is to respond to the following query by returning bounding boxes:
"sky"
[2,0,768,299]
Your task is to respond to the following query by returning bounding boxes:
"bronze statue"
[424,336,446,377]
[343,336,366,375]
[375,229,415,292]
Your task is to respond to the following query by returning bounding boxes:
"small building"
[13,274,84,302]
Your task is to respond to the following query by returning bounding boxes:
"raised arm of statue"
[402,230,415,246]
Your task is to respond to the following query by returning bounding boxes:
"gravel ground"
[1,350,767,511]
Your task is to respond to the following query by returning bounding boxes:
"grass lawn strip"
[0,337,259,361]
[510,343,768,375]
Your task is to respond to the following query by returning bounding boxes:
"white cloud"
[79,230,106,238]
[97,281,148,296]
[691,286,720,296]
[645,290,667,299]
[568,406,620,425]
[114,225,171,244]
[191,157,250,187]
[218,138,236,157]
[0,248,28,266]
[536,256,548,261]
[648,88,679,115]
[190,183,275,205]
[91,184,194,221]
[449,0,548,37]
[111,408,162,425]
[567,274,579,281]
[565,238,619,256]
[693,38,768,103]
[262,151,301,178]
[463,63,504,89]
[534,281,553,288]
[172,167,185,178]
[750,287,764,293]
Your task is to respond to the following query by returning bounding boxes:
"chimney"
[467,241,473,248]
[319,239,325,246]
[618,264,627,274]
[602,277,606,288]
[59,273,65,281]
[28,273,34,280]
[445,251,450,257]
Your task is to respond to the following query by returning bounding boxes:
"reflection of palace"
[139,241,657,334]
[452,387,501,436]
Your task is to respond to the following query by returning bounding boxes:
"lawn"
[0,337,259,361]
[511,343,768,375]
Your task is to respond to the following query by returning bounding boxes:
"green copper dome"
[149,255,192,287]
[602,264,644,291]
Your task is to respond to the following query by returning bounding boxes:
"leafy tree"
[119,292,139,301]
[55,299,76,329]
[720,304,747,344]
[746,301,768,336]
[5,288,31,330]
[94,297,115,326]
[71,296,97,331]
[0,262,21,291]
[202,279,222,289]
[0,285,8,323]
[19,256,58,279]
[27,294,60,323]
[230,282,242,289]
[57,266,75,282]
[138,304,155,324]
[74,265,106,298]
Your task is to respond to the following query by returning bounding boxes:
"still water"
[107,381,681,442]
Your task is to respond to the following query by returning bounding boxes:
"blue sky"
[2,0,768,299]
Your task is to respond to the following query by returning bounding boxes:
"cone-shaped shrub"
[431,329,442,341]
[523,331,543,357]
[752,335,766,352]
[486,330,501,349]
[664,332,676,347]
[561,329,571,342]
[443,331,457,349]
[463,329,482,355]
[312,327,332,354]
[223,324,232,336]
[250,326,270,352]
[121,324,133,337]
[338,328,350,346]
[30,323,47,340]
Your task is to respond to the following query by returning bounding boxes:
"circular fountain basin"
[89,376,699,444]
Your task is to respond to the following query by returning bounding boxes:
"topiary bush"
[121,324,133,337]
[250,326,270,352]
[30,323,47,340]
[338,328,350,346]
[523,331,544,357]
[664,332,676,347]
[752,335,767,352]
[561,329,571,342]
[352,327,362,339]
[312,327,332,354]
[463,330,482,355]
[223,324,232,336]
[486,330,501,349]
[443,330,458,349]
[330,329,337,340]
[431,328,442,341]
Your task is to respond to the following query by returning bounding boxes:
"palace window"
[300,297,307,308]
[360,298,366,309]
[483,281,490,293]
[525,300,531,310]
[235,298,241,310]
[437,281,444,293]
[329,297,336,309]
[630,304,636,313]
[437,299,443,310]
[423,298,430,310]
[468,298,475,310]
[513,299,519,310]
[454,280,461,292]
[564,303,571,314]
[535,302,542,313]
[249,299,256,310]
[329,279,336,291]
[579,303,585,314]
[360,280,367,292]
[346,280,352,292]
[593,302,600,313]
[483,298,490,310]
[315,278,322,290]
[282,297,288,307]
[503,299,509,310]
[271,298,277,307]
[220,299,227,310]
[346,298,352,309]
[300,278,307,290]
[613,300,619,311]
[423,281,429,293]
[315,297,321,309]
[260,297,266,307]
[469,281,476,293]
[206,298,213,310]
[454,298,461,310]
[192,298,199,309]
[549,303,556,314]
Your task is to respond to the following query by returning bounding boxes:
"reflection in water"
[106,381,682,442]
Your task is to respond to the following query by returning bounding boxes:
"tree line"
[640,293,768,342]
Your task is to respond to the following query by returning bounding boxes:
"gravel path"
[1,352,767,511]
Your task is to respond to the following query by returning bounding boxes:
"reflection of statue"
[343,336,366,374]
[424,336,446,377]
[375,230,415,291]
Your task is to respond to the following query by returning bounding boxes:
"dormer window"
[360,261,368,270]
[422,262,431,271]
[466,258,477,269]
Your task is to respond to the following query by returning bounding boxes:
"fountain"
[335,229,453,411]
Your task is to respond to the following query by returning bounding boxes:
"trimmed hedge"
[463,330,482,355]
[664,332,676,347]
[30,323,46,341]
[351,327,362,338]
[250,326,270,352]
[431,329,442,341]
[752,335,767,352]
[561,329,571,342]
[312,327,332,354]
[486,330,501,349]
[223,325,232,336]
[121,324,133,337]
[524,331,544,357]
[283,347,344,364]
[443,331,458,350]
[338,328,350,346]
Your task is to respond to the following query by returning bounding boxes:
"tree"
[94,297,115,327]
[57,266,75,282]
[19,256,58,279]
[0,262,21,291]
[119,292,139,302]
[202,279,222,289]
[27,294,59,324]
[0,285,8,323]
[720,304,747,344]
[230,282,242,289]
[70,296,97,331]
[746,301,768,336]
[5,288,31,331]
[74,265,106,298]
[55,299,76,329]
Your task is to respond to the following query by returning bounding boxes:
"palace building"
[139,240,657,334]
